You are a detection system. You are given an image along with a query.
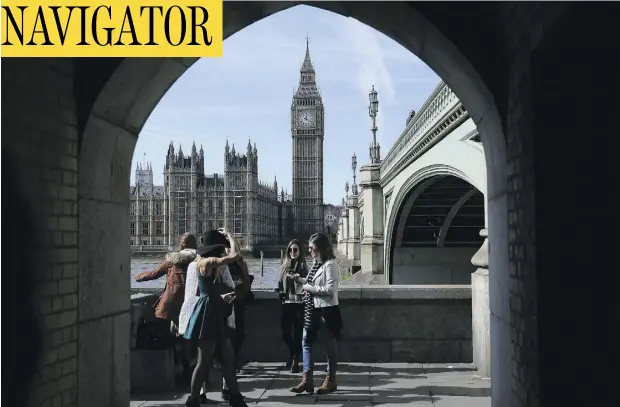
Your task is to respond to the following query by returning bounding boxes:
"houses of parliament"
[129,39,332,250]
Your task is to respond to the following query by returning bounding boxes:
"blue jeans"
[302,320,338,374]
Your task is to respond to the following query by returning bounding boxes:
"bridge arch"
[384,164,485,283]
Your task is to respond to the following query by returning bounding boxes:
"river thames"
[131,257,283,289]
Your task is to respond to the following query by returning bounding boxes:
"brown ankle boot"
[316,373,337,394]
[290,372,314,394]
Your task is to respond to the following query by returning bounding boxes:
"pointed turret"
[253,142,257,156]
[191,141,197,156]
[294,36,320,99]
[231,143,236,156]
[247,139,252,154]
[199,144,204,158]
[301,34,314,73]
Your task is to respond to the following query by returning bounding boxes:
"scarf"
[303,260,323,330]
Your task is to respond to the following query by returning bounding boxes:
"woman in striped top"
[289,232,343,395]
[275,239,308,373]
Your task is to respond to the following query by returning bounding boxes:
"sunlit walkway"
[130,362,491,406]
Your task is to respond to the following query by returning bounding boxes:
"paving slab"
[131,362,490,406]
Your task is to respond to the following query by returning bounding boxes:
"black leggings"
[280,303,304,357]
[230,304,246,360]
[214,304,246,365]
[190,337,238,397]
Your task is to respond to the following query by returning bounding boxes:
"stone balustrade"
[131,286,473,366]
[471,229,490,377]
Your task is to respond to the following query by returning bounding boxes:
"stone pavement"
[131,362,490,406]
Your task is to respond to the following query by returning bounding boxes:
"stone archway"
[77,2,508,406]
[384,165,485,284]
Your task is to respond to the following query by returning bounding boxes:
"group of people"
[134,229,342,406]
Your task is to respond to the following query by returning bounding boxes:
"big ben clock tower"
[291,37,325,239]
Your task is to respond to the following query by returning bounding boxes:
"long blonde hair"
[279,239,306,283]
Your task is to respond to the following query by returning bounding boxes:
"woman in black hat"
[182,229,248,407]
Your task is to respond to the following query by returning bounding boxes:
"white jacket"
[299,259,340,308]
[177,261,199,336]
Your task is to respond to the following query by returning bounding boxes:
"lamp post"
[351,153,358,195]
[368,85,381,164]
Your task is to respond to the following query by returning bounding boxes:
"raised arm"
[135,260,171,282]
[198,232,240,272]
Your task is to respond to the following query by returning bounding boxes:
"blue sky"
[131,5,440,205]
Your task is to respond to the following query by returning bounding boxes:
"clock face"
[296,110,315,128]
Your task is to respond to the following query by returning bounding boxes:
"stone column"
[346,195,360,266]
[149,198,154,245]
[163,195,169,246]
[359,164,384,274]
[337,220,344,253]
[341,207,349,257]
[471,228,490,377]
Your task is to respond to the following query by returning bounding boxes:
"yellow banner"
[1,0,223,57]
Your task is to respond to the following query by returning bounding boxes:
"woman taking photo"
[289,232,343,395]
[275,239,308,373]
[181,229,248,407]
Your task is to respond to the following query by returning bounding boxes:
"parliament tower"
[291,37,325,239]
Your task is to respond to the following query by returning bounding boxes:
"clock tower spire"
[291,36,325,240]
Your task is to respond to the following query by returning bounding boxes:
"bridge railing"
[380,82,460,178]
[131,245,172,253]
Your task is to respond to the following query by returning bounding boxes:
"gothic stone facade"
[291,39,325,239]
[130,141,294,249]
[130,39,326,249]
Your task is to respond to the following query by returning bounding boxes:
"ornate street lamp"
[351,153,358,195]
[368,85,381,164]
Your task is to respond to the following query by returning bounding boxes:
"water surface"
[131,257,283,289]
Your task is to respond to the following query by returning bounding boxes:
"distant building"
[324,204,343,238]
[130,141,294,249]
[130,38,332,250]
[291,37,325,240]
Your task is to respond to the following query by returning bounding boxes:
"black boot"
[185,396,200,407]
[290,354,300,373]
[285,353,294,369]
[229,393,248,407]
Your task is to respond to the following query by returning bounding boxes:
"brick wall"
[2,59,79,407]
[499,4,618,406]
